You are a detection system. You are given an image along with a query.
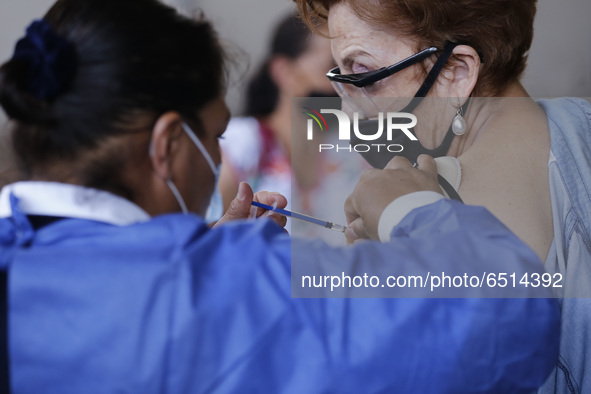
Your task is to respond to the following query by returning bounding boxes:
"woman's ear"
[149,111,183,180]
[440,45,480,99]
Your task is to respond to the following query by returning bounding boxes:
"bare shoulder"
[458,99,553,261]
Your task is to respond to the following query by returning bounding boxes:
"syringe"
[251,201,347,233]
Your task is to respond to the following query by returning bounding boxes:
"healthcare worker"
[0,0,559,393]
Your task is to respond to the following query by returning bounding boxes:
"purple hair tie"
[11,19,77,100]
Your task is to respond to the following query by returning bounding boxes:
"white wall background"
[0,0,590,117]
[174,0,293,113]
[522,0,591,97]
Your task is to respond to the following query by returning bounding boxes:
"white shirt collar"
[0,181,151,226]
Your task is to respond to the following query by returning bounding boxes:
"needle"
[251,201,347,233]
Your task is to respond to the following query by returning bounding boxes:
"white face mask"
[158,121,223,220]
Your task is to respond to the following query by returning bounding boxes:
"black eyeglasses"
[326,46,439,88]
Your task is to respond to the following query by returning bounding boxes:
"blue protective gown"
[0,188,559,393]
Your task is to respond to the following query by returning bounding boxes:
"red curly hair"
[294,0,537,96]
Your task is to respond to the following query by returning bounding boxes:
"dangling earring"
[452,103,467,136]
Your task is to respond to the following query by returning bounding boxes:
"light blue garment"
[538,98,591,394]
[0,192,560,393]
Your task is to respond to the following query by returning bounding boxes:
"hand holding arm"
[345,154,442,243]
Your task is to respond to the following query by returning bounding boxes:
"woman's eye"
[217,134,225,140]
[352,62,370,74]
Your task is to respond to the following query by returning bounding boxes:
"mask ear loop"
[397,42,461,157]
[182,121,219,176]
[149,138,190,215]
[166,179,189,214]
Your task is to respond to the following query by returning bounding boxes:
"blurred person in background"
[219,13,359,237]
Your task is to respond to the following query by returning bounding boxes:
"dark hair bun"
[1,0,227,184]
[0,18,77,126]
[0,58,56,126]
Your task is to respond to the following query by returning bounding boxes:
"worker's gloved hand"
[214,182,288,229]
[344,154,442,244]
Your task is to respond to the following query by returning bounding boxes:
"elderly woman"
[0,0,560,392]
[294,0,591,392]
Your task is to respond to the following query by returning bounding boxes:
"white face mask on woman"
[155,121,223,220]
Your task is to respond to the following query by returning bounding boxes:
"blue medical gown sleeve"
[171,199,560,393]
